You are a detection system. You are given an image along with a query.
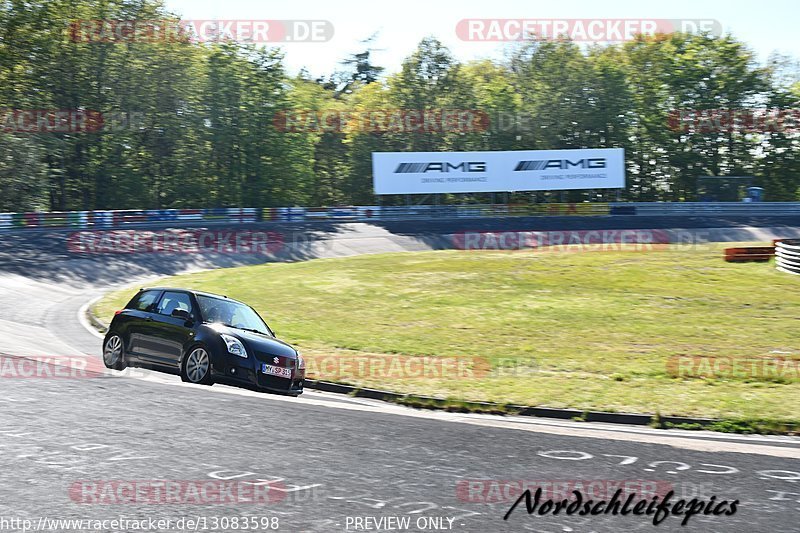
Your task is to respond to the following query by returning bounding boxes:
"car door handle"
[144,316,153,322]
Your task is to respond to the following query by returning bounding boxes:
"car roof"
[141,287,245,305]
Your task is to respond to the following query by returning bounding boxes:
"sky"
[164,0,800,78]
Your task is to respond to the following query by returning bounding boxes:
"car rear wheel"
[103,334,127,371]
[181,346,213,385]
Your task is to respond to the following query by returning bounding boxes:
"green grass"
[93,243,800,426]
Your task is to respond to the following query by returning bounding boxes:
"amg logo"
[514,158,607,171]
[394,162,487,173]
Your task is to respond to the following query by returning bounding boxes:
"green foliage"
[392,395,516,415]
[705,419,798,435]
[0,135,48,211]
[1,2,798,209]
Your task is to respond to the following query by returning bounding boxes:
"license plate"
[261,364,292,379]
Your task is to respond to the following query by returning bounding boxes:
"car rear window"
[126,290,161,312]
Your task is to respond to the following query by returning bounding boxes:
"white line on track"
[78,297,105,339]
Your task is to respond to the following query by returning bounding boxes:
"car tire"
[103,333,127,371]
[181,345,213,385]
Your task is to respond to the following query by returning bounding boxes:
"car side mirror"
[171,308,192,323]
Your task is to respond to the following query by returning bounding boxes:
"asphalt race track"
[0,215,799,533]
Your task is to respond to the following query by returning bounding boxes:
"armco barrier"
[508,203,611,216]
[0,211,90,229]
[618,202,800,216]
[775,239,800,275]
[610,205,637,215]
[91,210,113,227]
[1,202,799,231]
[176,209,203,221]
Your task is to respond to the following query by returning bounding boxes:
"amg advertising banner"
[372,148,625,194]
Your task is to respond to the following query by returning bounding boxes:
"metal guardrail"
[620,202,800,216]
[775,240,800,275]
[0,208,257,230]
[1,202,799,231]
[0,204,611,230]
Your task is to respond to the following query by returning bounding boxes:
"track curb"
[302,379,720,429]
[84,299,109,335]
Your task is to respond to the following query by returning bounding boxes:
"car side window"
[126,290,161,312]
[156,291,193,317]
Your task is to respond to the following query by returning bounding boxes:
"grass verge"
[93,242,800,431]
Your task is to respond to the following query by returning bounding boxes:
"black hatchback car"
[102,287,304,396]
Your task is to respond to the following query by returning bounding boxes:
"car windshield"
[196,295,272,336]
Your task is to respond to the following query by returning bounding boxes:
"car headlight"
[296,353,305,369]
[220,334,247,358]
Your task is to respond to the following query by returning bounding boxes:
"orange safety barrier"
[724,246,775,263]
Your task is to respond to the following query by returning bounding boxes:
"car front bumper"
[213,357,304,395]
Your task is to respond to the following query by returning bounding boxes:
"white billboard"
[372,148,625,194]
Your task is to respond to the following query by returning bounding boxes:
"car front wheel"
[181,345,213,385]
